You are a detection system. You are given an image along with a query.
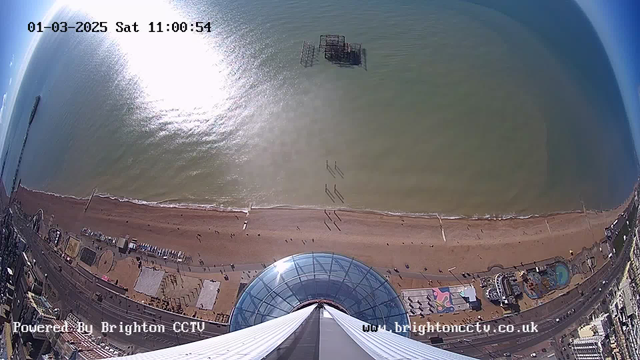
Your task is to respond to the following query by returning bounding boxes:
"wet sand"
[15,187,626,273]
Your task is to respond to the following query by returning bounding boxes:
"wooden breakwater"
[84,188,97,213]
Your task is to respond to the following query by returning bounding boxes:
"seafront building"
[45,315,120,359]
[1,183,639,358]
[603,204,640,360]
[4,245,121,359]
[577,314,611,339]
[630,228,640,360]
[613,224,640,360]
[566,197,640,360]
[570,314,613,360]
[571,336,607,360]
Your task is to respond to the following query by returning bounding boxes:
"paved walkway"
[78,229,605,286]
[49,197,617,289]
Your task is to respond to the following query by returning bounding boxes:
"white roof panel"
[107,305,315,360]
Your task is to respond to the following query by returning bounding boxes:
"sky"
[0,0,639,160]
[0,0,56,149]
[576,0,640,164]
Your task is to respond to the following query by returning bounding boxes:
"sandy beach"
[15,187,626,274]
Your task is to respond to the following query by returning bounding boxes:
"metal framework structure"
[300,41,316,68]
[319,34,361,65]
[300,35,364,67]
[319,34,346,50]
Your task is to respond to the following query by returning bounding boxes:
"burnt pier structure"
[300,34,365,68]
[300,41,317,68]
[319,35,362,66]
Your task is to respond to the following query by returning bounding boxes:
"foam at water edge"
[17,185,612,220]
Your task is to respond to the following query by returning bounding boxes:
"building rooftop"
[572,335,604,345]
[27,292,56,318]
[114,303,475,360]
[229,253,410,336]
[47,319,119,359]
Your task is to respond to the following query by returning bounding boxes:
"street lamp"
[447,267,465,287]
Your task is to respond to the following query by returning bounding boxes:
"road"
[15,202,635,358]
[419,230,633,359]
[14,213,229,353]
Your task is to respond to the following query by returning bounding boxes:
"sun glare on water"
[60,0,230,116]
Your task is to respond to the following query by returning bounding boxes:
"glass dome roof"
[229,252,410,336]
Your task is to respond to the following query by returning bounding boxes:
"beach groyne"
[10,95,41,197]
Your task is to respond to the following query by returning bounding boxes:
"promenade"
[9,187,637,356]
[12,212,229,353]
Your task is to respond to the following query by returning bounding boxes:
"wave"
[18,185,617,221]
[21,186,89,201]
[20,186,247,212]
[96,193,251,214]
[251,203,587,220]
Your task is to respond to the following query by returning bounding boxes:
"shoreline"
[13,185,629,275]
[20,185,623,221]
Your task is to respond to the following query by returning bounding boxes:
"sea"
[1,0,637,217]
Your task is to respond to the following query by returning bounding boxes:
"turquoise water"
[554,263,570,287]
[1,0,636,216]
